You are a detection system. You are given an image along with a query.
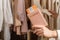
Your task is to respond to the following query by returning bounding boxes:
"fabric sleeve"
[49,30,60,40]
[57,30,60,40]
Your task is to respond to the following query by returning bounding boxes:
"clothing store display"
[0,0,60,40]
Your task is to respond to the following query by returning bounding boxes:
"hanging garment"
[17,0,28,34]
[42,9,52,28]
[3,0,13,40]
[0,0,3,32]
[40,0,47,8]
[48,10,58,30]
[14,16,21,35]
[3,0,13,24]
[4,23,11,40]
[47,0,52,10]
[25,0,31,9]
[51,0,56,11]
[49,1,60,40]
[57,1,60,30]
[55,0,60,13]
[12,0,22,35]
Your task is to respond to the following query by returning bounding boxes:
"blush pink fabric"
[17,0,28,33]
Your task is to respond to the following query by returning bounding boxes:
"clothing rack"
[0,0,59,40]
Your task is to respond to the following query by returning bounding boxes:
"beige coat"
[0,0,3,32]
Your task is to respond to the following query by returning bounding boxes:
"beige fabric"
[0,0,3,32]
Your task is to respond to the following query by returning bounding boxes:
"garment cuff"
[57,30,60,40]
